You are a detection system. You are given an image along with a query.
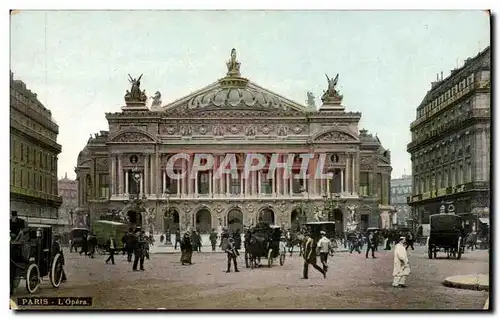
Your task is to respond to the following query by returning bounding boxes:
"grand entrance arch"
[127,210,143,229]
[291,208,301,231]
[195,208,212,234]
[333,208,344,234]
[164,209,180,233]
[259,207,275,225]
[227,208,243,234]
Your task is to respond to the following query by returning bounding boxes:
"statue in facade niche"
[125,74,147,102]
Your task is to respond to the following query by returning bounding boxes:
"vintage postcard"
[9,10,490,310]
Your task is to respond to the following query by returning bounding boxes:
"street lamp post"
[300,187,309,227]
[164,188,172,245]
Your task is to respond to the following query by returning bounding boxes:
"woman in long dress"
[180,232,193,265]
[392,236,411,288]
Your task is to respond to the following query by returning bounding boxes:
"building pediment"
[313,129,359,142]
[108,129,156,143]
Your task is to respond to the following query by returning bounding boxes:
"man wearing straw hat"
[317,231,332,272]
[392,236,411,288]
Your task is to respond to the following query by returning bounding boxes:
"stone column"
[340,169,344,193]
[327,176,331,194]
[213,156,218,195]
[187,155,192,196]
[155,152,161,196]
[139,174,143,197]
[303,170,307,192]
[194,171,198,196]
[289,172,293,195]
[118,155,123,194]
[258,171,262,195]
[320,175,324,196]
[482,128,487,181]
[176,171,180,197]
[277,168,281,196]
[251,171,256,195]
[125,171,129,195]
[283,157,288,195]
[150,154,155,196]
[144,155,149,195]
[226,173,230,195]
[245,169,249,197]
[111,155,116,195]
[162,170,166,193]
[209,170,212,195]
[182,160,187,196]
[240,171,243,195]
[272,171,276,196]
[345,154,350,193]
[351,156,355,194]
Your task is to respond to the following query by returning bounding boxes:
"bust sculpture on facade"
[321,73,343,103]
[125,74,147,102]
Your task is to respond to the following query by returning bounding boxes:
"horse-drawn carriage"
[10,224,66,294]
[244,224,285,268]
[92,220,127,255]
[427,214,466,259]
[69,227,89,253]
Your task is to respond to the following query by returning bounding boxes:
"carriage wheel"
[50,253,64,288]
[267,249,273,268]
[457,237,463,260]
[279,253,285,266]
[245,251,250,268]
[26,263,40,294]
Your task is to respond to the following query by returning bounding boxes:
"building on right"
[407,46,490,234]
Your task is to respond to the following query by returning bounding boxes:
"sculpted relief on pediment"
[314,130,357,142]
[110,131,156,143]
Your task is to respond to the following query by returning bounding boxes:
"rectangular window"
[292,172,303,194]
[198,172,209,194]
[359,172,369,196]
[165,170,178,194]
[261,171,272,194]
[231,176,240,195]
[99,174,110,199]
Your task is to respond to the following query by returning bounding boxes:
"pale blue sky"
[10,10,490,180]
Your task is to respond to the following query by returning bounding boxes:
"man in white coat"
[393,236,411,288]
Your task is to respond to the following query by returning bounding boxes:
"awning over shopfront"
[479,218,490,225]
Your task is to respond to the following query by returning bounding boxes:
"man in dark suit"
[366,232,377,258]
[302,230,326,279]
[132,231,146,271]
[106,236,117,265]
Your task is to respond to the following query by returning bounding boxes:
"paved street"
[12,245,488,310]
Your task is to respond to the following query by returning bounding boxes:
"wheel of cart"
[267,248,274,267]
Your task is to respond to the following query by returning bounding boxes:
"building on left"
[58,173,78,231]
[10,71,63,229]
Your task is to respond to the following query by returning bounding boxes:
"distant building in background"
[407,47,490,233]
[391,174,412,227]
[58,172,78,232]
[10,71,63,230]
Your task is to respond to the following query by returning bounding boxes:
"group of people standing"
[121,228,150,271]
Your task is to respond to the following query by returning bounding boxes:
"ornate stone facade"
[407,46,490,229]
[10,72,63,228]
[75,49,392,233]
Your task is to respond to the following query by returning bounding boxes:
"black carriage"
[10,224,66,294]
[244,224,283,268]
[69,227,89,253]
[427,214,466,259]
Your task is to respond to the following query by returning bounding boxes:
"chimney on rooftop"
[441,71,443,81]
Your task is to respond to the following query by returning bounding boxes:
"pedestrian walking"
[302,231,326,279]
[366,232,377,259]
[174,229,181,250]
[106,236,116,265]
[405,232,415,250]
[180,232,193,265]
[317,231,332,272]
[132,231,146,271]
[392,236,411,288]
[209,228,218,252]
[224,237,239,273]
